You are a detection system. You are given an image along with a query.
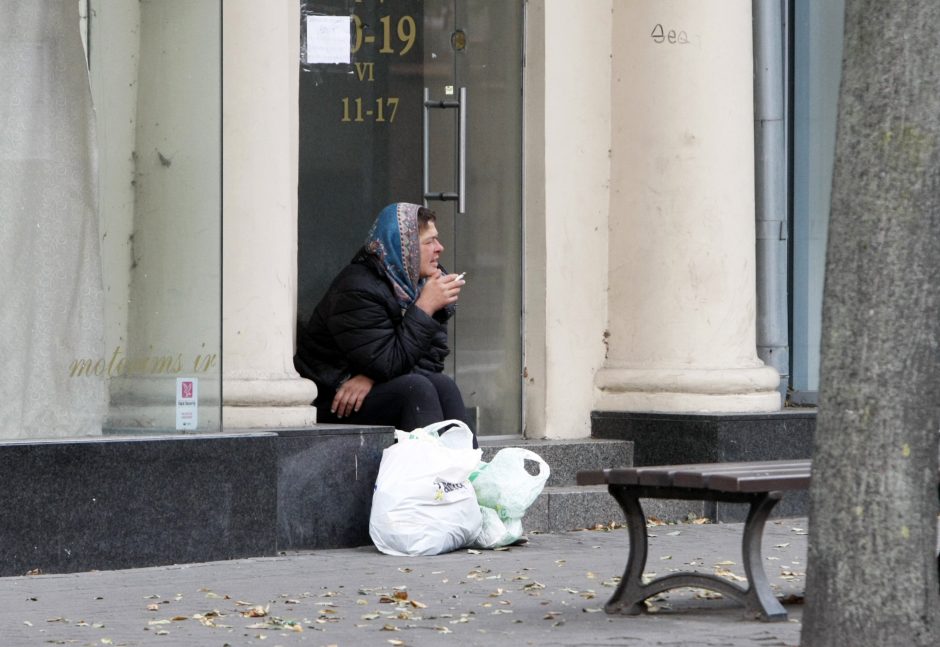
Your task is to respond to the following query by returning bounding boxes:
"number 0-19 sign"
[340,7,419,124]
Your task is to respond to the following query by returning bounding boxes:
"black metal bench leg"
[605,486,649,615]
[741,491,788,621]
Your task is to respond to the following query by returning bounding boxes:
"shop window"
[0,1,221,439]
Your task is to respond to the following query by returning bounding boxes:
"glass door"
[297,0,523,435]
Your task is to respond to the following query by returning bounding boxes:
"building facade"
[2,0,841,442]
[0,0,839,571]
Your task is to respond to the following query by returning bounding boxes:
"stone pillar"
[595,0,780,413]
[222,0,317,427]
[524,0,613,439]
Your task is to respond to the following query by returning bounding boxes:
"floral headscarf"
[363,202,425,309]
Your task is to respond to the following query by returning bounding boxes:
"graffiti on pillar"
[650,24,690,45]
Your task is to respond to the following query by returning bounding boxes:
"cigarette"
[456,272,466,281]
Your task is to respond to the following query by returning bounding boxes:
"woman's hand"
[415,272,465,316]
[332,374,375,418]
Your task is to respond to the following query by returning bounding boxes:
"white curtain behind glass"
[0,1,106,438]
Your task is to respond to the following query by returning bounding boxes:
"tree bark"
[801,2,940,645]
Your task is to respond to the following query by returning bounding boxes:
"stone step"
[521,485,707,534]
[477,437,633,487]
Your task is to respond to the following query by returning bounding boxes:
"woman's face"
[418,222,444,278]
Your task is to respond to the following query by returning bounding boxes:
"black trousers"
[316,372,476,448]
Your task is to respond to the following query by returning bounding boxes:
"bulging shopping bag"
[469,447,550,549]
[369,420,483,556]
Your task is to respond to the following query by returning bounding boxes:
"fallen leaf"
[714,567,747,583]
[241,605,268,618]
[694,589,723,600]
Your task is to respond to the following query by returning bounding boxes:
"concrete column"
[222,0,317,427]
[523,1,612,439]
[595,0,780,413]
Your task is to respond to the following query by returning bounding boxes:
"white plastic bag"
[469,447,550,548]
[369,420,483,556]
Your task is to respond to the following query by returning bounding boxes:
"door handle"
[423,87,467,214]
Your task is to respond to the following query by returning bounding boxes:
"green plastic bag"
[469,447,550,548]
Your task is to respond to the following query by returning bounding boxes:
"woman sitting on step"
[294,202,475,447]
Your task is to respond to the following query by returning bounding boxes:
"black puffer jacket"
[295,253,453,405]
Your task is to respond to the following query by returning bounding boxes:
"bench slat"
[707,472,811,492]
[673,463,811,489]
[576,460,812,492]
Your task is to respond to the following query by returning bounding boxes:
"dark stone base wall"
[0,425,394,577]
[274,425,394,550]
[591,409,817,521]
[0,433,278,577]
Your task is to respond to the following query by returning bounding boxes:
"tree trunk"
[801,2,940,645]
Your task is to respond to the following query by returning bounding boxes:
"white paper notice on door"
[305,15,351,65]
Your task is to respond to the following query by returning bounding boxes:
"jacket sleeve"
[325,286,440,383]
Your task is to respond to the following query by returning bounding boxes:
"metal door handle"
[423,87,467,214]
[457,87,467,214]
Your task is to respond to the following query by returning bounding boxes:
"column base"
[222,376,318,428]
[594,365,781,413]
[223,405,317,428]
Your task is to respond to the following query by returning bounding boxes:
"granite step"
[477,437,633,487]
[522,484,708,534]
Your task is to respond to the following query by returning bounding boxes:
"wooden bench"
[577,459,812,622]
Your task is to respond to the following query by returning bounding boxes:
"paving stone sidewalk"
[1,517,809,647]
